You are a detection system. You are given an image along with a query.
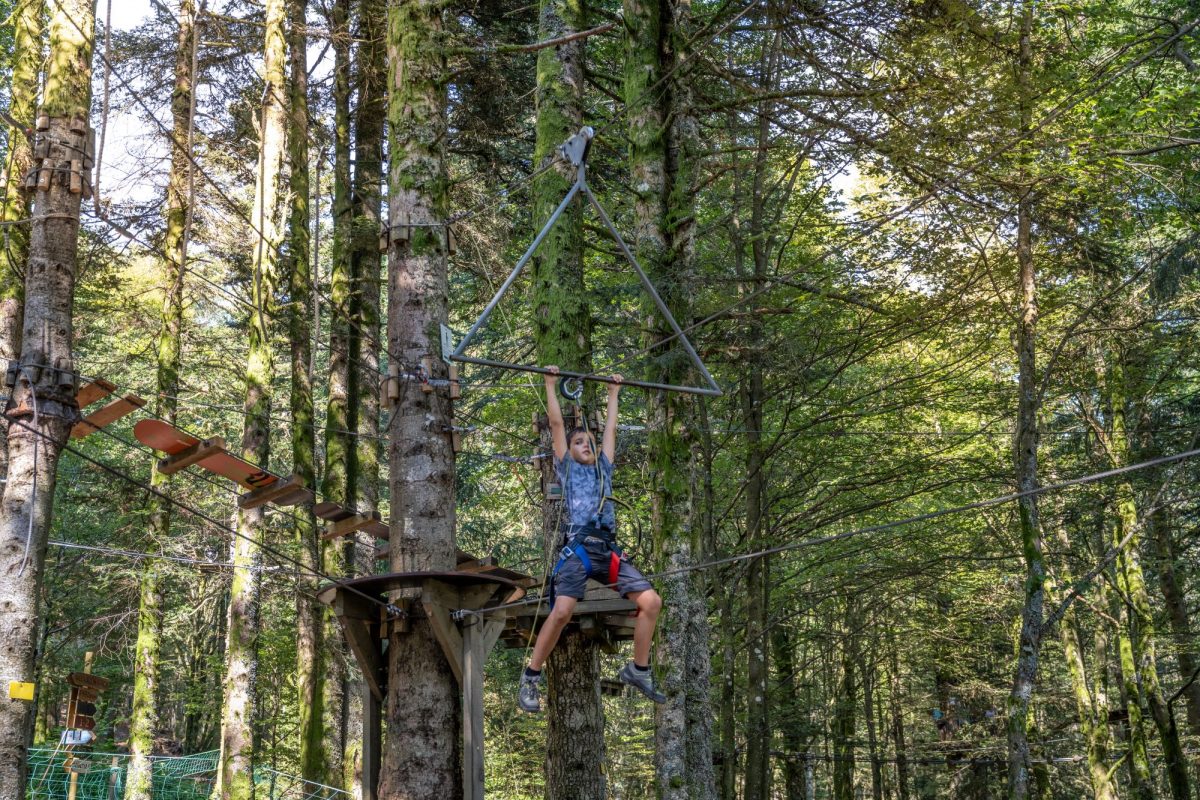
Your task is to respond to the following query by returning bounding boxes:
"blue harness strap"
[548,541,592,610]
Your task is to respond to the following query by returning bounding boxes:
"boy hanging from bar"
[519,366,665,712]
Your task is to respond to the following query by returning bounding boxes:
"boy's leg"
[626,589,662,666]
[528,595,578,670]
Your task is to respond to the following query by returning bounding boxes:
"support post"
[363,680,382,800]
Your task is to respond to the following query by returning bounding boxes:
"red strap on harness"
[608,551,620,586]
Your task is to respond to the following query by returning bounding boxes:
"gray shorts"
[554,541,653,600]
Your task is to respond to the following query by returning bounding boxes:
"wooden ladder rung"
[75,379,116,409]
[70,395,146,439]
[157,436,226,475]
[238,474,309,510]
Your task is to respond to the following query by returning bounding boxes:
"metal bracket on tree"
[448,127,722,397]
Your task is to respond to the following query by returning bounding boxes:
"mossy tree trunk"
[1005,7,1045,799]
[214,0,286,796]
[623,0,714,796]
[0,3,94,798]
[1105,359,1191,800]
[124,3,198,797]
[379,2,459,797]
[1049,524,1116,800]
[320,0,354,782]
[341,1,386,791]
[285,0,326,791]
[0,0,42,481]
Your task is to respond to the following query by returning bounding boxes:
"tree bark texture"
[0,0,42,402]
[379,2,460,797]
[215,0,287,796]
[0,3,93,798]
[285,0,327,791]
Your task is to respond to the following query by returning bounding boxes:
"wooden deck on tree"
[499,579,638,652]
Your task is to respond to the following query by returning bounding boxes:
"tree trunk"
[1107,361,1191,800]
[0,0,42,479]
[124,3,196,796]
[773,624,807,800]
[214,1,287,796]
[1148,502,1200,737]
[1005,8,1045,799]
[832,603,857,800]
[286,0,326,791]
[890,642,911,800]
[622,0,713,797]
[1048,523,1116,800]
[863,657,884,800]
[320,0,354,782]
[529,2,605,798]
[378,1,459,797]
[0,3,94,797]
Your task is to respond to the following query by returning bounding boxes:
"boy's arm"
[544,366,568,460]
[602,374,622,462]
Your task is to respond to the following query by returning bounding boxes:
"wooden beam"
[421,581,463,685]
[156,436,226,475]
[335,593,386,702]
[70,395,146,439]
[363,682,382,800]
[238,474,310,509]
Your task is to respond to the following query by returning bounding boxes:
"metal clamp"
[557,126,594,168]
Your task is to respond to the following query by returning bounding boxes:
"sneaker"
[619,662,666,703]
[518,671,542,713]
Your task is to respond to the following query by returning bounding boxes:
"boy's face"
[569,431,596,465]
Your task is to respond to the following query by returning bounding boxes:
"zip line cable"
[460,442,1200,616]
[2,411,399,616]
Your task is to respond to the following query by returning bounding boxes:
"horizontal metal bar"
[448,355,724,397]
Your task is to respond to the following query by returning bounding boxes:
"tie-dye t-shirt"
[555,451,615,532]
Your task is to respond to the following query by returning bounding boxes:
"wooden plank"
[70,395,146,439]
[322,512,384,541]
[313,501,354,521]
[237,473,308,509]
[158,436,226,475]
[67,672,109,691]
[455,556,499,573]
[75,379,116,409]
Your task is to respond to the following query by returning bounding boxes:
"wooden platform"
[500,580,638,652]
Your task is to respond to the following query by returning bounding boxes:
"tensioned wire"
[457,442,1200,617]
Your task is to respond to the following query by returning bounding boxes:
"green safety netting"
[26,748,348,800]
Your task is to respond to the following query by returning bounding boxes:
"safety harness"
[549,527,623,609]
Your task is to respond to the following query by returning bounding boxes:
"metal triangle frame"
[449,127,722,398]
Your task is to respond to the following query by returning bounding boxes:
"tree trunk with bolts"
[378,1,460,797]
[0,2,94,797]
